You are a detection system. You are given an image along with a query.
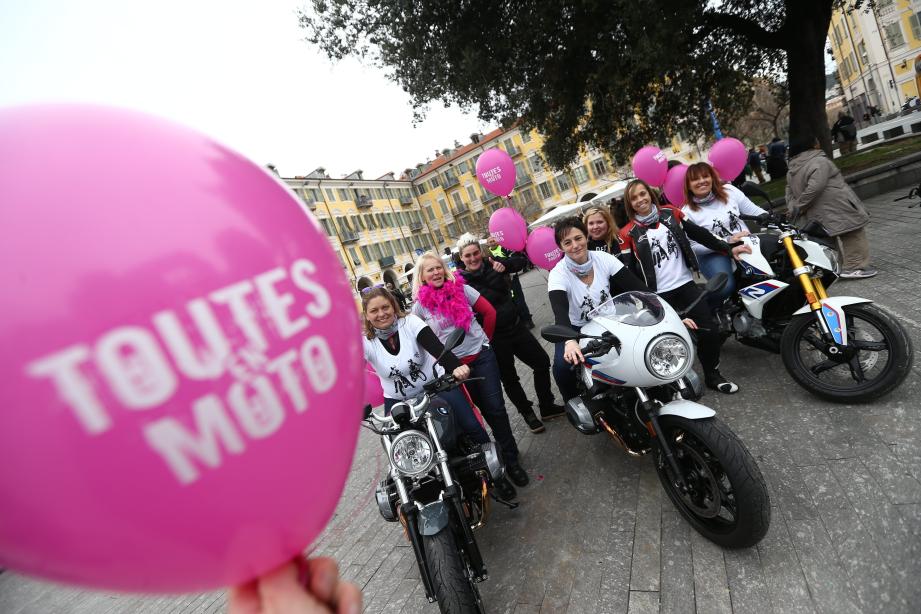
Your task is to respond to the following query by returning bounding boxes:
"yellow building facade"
[829,1,921,117]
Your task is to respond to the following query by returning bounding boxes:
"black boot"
[705,369,739,394]
[539,403,566,421]
[519,407,545,433]
[493,476,517,501]
[507,463,530,487]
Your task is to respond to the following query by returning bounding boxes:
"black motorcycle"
[364,329,506,614]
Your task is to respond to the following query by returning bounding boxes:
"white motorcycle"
[542,276,771,548]
[720,184,913,403]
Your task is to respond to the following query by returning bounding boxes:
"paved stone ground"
[3,186,921,614]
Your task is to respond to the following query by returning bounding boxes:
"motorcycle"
[541,276,771,548]
[719,183,913,403]
[363,329,506,614]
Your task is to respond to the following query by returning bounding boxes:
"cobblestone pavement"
[3,187,921,613]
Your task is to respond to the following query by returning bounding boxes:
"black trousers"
[509,275,532,321]
[492,324,557,412]
[658,281,721,373]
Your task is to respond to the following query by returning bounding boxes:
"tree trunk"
[785,0,835,156]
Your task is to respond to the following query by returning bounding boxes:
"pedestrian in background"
[785,137,876,279]
[583,206,621,254]
[456,234,564,433]
[747,146,766,183]
[766,137,788,181]
[831,111,858,155]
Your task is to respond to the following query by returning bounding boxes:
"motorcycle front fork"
[634,389,689,494]
[781,234,841,341]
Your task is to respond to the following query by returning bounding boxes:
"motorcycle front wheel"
[780,303,913,403]
[422,529,485,614]
[654,416,770,549]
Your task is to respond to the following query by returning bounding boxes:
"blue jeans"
[552,326,581,402]
[697,252,735,309]
[461,347,520,465]
[384,393,490,445]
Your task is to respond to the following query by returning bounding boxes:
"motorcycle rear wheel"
[780,303,913,403]
[654,416,770,548]
[422,529,486,614]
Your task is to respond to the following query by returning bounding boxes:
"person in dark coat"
[766,137,788,181]
[456,234,564,433]
[831,111,858,155]
[747,147,765,183]
[486,235,534,328]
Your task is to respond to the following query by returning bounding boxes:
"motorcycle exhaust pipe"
[596,415,650,457]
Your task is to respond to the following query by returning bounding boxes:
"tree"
[301,1,864,167]
[727,79,790,145]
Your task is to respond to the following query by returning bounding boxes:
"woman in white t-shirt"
[619,179,750,394]
[547,217,649,401]
[410,252,529,492]
[680,162,767,307]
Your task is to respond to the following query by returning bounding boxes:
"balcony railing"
[409,221,423,231]
[378,255,396,267]
[340,231,360,243]
[356,195,373,208]
[400,195,413,205]
[442,175,460,189]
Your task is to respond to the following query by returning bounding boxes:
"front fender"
[792,296,873,346]
[418,501,450,536]
[656,399,716,420]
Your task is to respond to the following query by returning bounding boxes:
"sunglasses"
[360,283,386,295]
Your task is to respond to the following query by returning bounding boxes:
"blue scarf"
[565,255,594,278]
[373,319,401,340]
[692,192,717,206]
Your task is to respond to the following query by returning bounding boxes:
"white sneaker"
[839,268,878,279]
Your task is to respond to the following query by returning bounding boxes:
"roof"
[415,126,508,179]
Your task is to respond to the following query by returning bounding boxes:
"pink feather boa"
[416,276,473,332]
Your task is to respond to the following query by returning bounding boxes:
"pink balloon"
[0,105,363,592]
[363,362,385,407]
[632,146,668,187]
[526,227,563,271]
[476,147,516,197]
[488,207,528,252]
[663,164,689,206]
[708,137,747,181]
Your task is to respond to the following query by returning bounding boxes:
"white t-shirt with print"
[681,184,766,256]
[363,315,443,401]
[547,251,625,327]
[411,284,488,359]
[641,222,693,293]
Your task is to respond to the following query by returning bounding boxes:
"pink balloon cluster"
[630,137,749,203]
[486,207,562,270]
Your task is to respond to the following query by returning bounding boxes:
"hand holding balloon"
[229,557,362,614]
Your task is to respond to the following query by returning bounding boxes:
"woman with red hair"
[680,162,767,308]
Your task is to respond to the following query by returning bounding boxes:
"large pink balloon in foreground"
[526,227,563,271]
[0,105,363,592]
[489,207,528,252]
[632,146,669,187]
[663,163,689,206]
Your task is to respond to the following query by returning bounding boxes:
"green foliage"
[301,1,864,169]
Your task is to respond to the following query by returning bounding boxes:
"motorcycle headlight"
[821,246,840,274]
[645,334,691,380]
[389,430,435,477]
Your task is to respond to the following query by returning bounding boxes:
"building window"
[502,138,519,156]
[337,189,349,201]
[451,191,464,212]
[910,12,921,41]
[572,165,590,184]
[361,245,371,261]
[592,158,607,177]
[538,181,553,200]
[437,198,448,215]
[529,153,543,173]
[884,21,905,48]
[424,203,434,221]
[555,174,572,193]
[319,218,332,236]
[515,161,531,184]
[858,41,868,68]
[348,247,360,265]
[520,130,532,143]
[465,184,478,202]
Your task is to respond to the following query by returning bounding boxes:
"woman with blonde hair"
[582,206,621,254]
[411,252,529,492]
[680,161,767,307]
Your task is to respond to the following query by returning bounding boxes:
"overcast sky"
[0,0,489,179]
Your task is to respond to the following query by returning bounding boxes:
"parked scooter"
[542,275,771,548]
[364,329,505,614]
[719,183,913,403]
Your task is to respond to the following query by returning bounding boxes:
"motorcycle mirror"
[541,325,582,343]
[362,404,373,420]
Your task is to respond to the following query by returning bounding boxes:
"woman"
[410,252,529,489]
[680,161,767,307]
[455,234,564,434]
[361,286,519,501]
[786,136,875,278]
[547,217,649,401]
[619,179,750,394]
[583,206,621,254]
